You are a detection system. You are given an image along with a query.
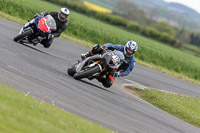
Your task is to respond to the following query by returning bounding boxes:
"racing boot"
[81,44,102,60]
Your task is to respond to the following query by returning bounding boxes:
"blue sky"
[164,0,200,13]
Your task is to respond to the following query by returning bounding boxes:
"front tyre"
[67,66,76,76]
[13,29,32,42]
[74,65,100,80]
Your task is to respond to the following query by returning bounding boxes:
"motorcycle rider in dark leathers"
[33,8,70,48]
[81,40,138,88]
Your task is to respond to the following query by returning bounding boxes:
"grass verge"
[126,86,200,128]
[181,44,200,58]
[0,83,112,133]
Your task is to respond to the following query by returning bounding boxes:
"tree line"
[113,0,200,47]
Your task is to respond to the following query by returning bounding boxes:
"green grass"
[1,0,200,82]
[0,11,26,24]
[128,86,200,128]
[181,44,200,58]
[0,83,112,133]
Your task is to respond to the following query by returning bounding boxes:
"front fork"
[19,19,35,34]
[89,60,107,72]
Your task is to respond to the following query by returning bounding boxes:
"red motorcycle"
[14,15,56,48]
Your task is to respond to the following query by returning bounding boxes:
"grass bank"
[0,83,112,133]
[127,86,200,128]
[0,0,200,83]
[181,44,200,58]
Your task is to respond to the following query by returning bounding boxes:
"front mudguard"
[68,64,77,76]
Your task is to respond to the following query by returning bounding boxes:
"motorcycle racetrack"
[0,18,200,133]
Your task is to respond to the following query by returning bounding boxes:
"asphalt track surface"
[0,18,200,133]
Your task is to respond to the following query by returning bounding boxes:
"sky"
[164,0,200,13]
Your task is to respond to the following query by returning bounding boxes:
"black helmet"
[58,8,70,21]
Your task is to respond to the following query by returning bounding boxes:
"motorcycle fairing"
[34,15,56,37]
[38,17,51,33]
[102,51,124,70]
[34,17,49,37]
[76,55,101,73]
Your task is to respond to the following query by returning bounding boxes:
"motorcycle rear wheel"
[13,29,32,42]
[74,65,100,80]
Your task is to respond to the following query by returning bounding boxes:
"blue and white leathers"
[104,43,135,76]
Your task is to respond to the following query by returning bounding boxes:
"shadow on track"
[20,43,54,55]
[79,79,117,95]
[16,42,68,62]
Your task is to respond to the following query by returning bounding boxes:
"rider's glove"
[48,34,54,39]
[101,45,107,50]
[114,72,120,77]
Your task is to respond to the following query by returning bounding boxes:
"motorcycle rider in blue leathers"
[81,40,138,88]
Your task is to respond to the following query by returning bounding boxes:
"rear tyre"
[74,65,100,80]
[13,29,32,42]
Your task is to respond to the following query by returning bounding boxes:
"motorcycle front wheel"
[68,66,76,76]
[13,29,32,42]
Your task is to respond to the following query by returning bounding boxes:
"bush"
[146,28,161,39]
[159,33,176,45]
[105,14,128,26]
[126,21,141,32]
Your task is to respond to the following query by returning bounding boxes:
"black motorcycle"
[14,15,56,48]
[67,49,125,81]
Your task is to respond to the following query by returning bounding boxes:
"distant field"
[1,0,200,82]
[85,0,116,10]
[84,1,112,13]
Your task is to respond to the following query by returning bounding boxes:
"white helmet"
[58,8,70,21]
[124,40,138,57]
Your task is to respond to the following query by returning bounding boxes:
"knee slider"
[102,78,113,88]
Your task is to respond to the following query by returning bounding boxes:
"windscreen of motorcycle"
[112,51,125,65]
[38,15,57,33]
[46,15,57,30]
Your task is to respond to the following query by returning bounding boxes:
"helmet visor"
[126,47,134,57]
[58,12,68,21]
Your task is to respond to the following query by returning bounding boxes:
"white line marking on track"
[7,65,26,75]
[123,79,148,89]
